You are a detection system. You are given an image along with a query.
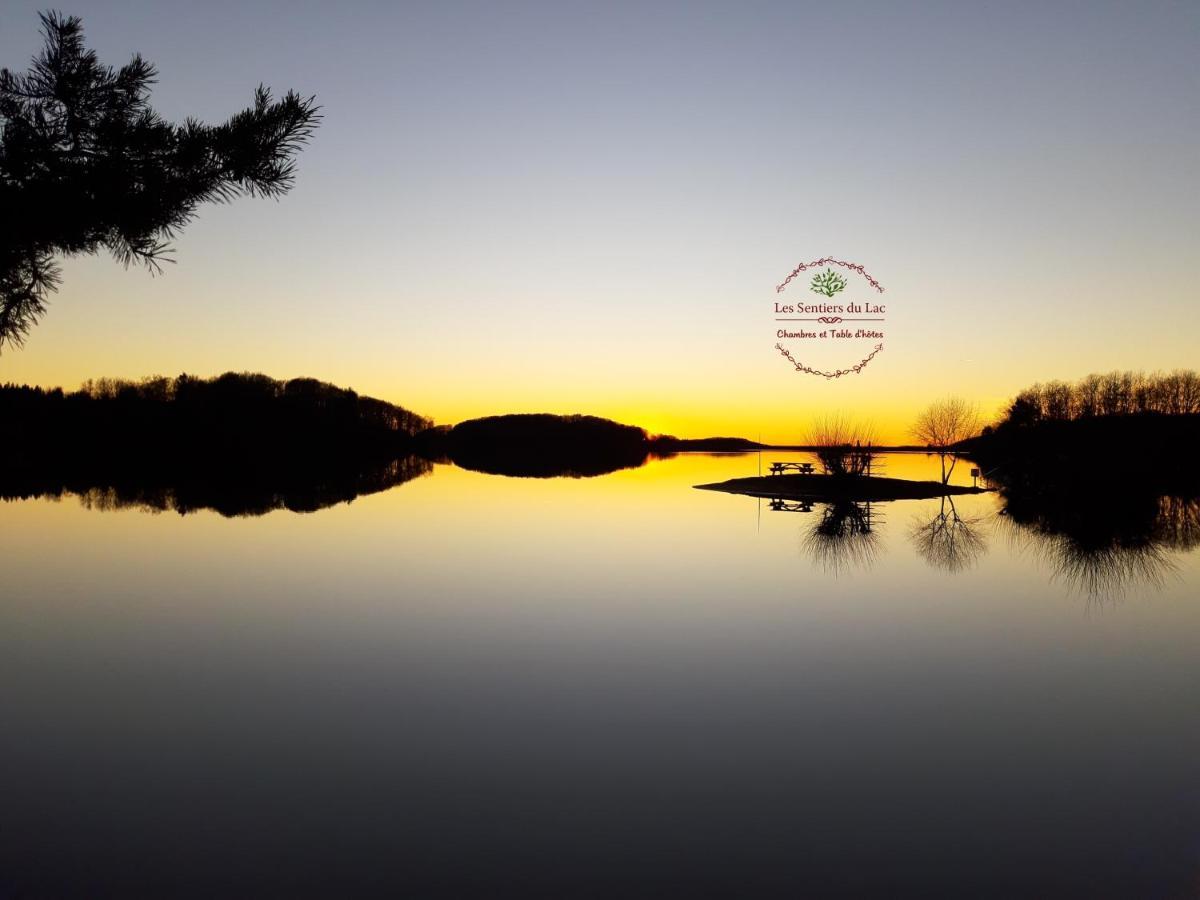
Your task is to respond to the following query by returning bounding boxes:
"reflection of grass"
[803,501,881,576]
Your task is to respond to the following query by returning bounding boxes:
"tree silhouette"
[911,396,978,484]
[0,12,320,348]
[999,370,1200,423]
[807,415,875,477]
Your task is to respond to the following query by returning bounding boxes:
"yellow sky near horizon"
[2,245,1190,445]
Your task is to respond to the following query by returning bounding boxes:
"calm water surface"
[1,452,1198,898]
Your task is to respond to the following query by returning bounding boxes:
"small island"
[695,473,988,502]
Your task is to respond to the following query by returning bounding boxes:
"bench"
[769,462,815,475]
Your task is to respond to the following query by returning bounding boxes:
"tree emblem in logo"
[809,268,847,298]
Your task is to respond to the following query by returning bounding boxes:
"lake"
[1,451,1197,898]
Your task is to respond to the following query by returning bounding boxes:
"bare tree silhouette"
[1002,370,1200,422]
[912,397,979,484]
[807,415,875,478]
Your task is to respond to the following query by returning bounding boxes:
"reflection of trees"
[1000,515,1174,602]
[1152,496,1200,552]
[909,496,987,573]
[2,456,433,518]
[802,500,881,576]
[997,489,1199,603]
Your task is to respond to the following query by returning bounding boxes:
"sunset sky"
[1,0,1196,443]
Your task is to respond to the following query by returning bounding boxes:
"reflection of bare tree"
[802,500,881,576]
[909,496,987,573]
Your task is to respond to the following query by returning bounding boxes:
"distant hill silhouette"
[651,436,764,453]
[413,413,766,478]
[420,414,653,477]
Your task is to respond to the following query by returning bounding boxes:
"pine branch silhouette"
[0,12,321,348]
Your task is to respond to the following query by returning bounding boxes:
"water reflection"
[1,450,1200,897]
[0,455,432,517]
[909,496,988,573]
[801,500,882,576]
[5,447,1199,602]
[998,490,1199,601]
[746,455,1199,600]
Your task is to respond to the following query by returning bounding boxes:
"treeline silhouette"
[0,372,433,515]
[2,372,430,457]
[968,369,1200,494]
[999,369,1200,425]
[958,369,1200,596]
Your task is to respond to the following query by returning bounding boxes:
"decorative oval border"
[775,342,884,379]
[775,256,886,378]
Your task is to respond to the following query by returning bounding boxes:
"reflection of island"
[696,474,987,502]
[802,500,882,576]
